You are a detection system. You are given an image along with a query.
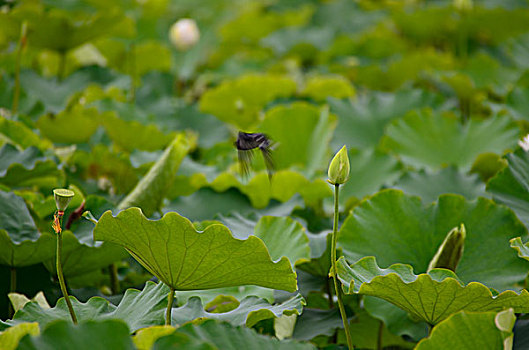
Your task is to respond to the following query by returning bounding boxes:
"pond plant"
[2,0,529,349]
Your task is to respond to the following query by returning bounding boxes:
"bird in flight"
[235,131,274,180]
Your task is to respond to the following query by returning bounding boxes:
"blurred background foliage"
[2,0,529,348]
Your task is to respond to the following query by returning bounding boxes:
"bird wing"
[237,149,254,178]
[260,146,274,181]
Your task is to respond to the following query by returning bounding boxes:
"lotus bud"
[328,145,350,185]
[427,224,466,272]
[169,18,200,51]
[53,189,75,212]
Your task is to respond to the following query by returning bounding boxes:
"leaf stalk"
[166,286,175,326]
[55,212,78,324]
[331,184,353,349]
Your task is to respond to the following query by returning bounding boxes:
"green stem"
[458,12,468,62]
[108,263,120,295]
[58,51,66,82]
[376,319,383,350]
[12,22,26,115]
[8,267,16,318]
[129,43,136,102]
[165,287,175,326]
[331,184,353,349]
[57,228,78,324]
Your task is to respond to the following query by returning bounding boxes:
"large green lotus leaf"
[43,231,128,278]
[261,26,334,56]
[18,68,114,114]
[199,74,297,130]
[6,281,169,333]
[0,190,58,267]
[0,144,64,190]
[210,171,331,209]
[36,105,103,144]
[172,294,304,327]
[15,7,125,52]
[348,310,413,349]
[0,189,124,275]
[17,319,135,350]
[253,216,311,266]
[363,296,428,341]
[154,319,316,350]
[337,256,529,325]
[505,87,529,121]
[328,89,440,150]
[165,188,256,222]
[0,322,39,350]
[338,190,529,291]
[393,167,486,204]
[93,208,297,292]
[174,286,275,307]
[382,110,519,170]
[339,148,402,203]
[415,309,515,350]
[510,237,529,262]
[117,134,194,217]
[461,54,519,93]
[393,6,529,47]
[134,325,212,350]
[68,144,138,195]
[260,103,337,174]
[0,118,52,151]
[172,213,312,302]
[502,32,529,70]
[102,112,176,152]
[292,308,343,341]
[354,49,455,91]
[487,149,529,228]
[215,214,311,267]
[301,76,355,102]
[220,6,312,44]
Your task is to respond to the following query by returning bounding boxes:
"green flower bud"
[327,145,350,185]
[427,224,466,272]
[53,189,75,212]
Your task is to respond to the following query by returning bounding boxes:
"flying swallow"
[235,131,274,180]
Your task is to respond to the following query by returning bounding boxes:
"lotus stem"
[166,286,175,326]
[54,211,78,324]
[109,263,120,295]
[377,319,383,350]
[8,267,16,317]
[58,51,66,82]
[331,184,353,349]
[12,22,27,115]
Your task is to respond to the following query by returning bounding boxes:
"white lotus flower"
[169,18,200,51]
[519,134,529,152]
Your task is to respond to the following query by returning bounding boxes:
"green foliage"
[2,0,529,347]
[337,256,529,325]
[415,309,515,349]
[17,319,135,350]
[154,320,316,350]
[382,110,519,170]
[117,134,194,216]
[199,75,297,130]
[487,149,529,228]
[172,294,305,327]
[338,190,529,291]
[94,208,298,292]
[5,281,168,332]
